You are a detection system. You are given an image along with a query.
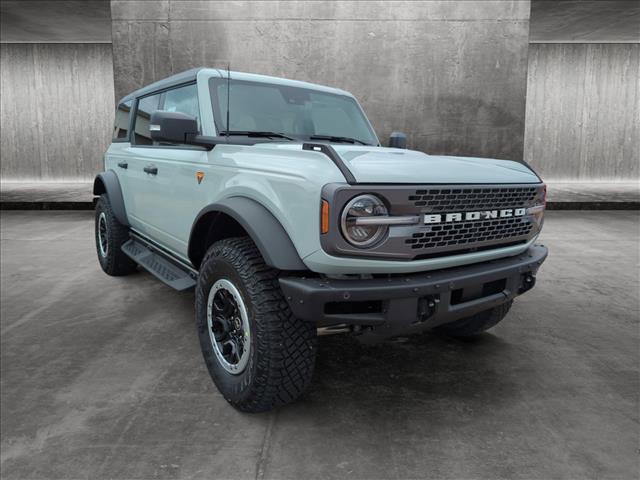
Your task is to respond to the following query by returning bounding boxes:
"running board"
[121,237,197,291]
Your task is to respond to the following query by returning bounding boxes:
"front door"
[128,83,208,260]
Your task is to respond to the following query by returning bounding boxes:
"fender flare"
[93,170,129,226]
[189,197,307,271]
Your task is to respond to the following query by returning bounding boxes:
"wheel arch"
[188,197,307,271]
[93,170,129,226]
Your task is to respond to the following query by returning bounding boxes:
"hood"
[331,145,540,184]
[257,143,541,184]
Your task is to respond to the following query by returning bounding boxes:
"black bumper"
[279,245,548,339]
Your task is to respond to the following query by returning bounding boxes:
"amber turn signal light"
[321,200,330,234]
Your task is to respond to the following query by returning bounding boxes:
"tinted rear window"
[113,100,132,141]
[133,93,161,145]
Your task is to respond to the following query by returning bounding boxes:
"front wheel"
[434,301,513,337]
[195,237,316,413]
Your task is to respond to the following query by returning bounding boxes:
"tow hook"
[416,296,439,323]
[519,273,536,294]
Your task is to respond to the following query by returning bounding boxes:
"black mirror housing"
[150,110,198,144]
[388,132,407,149]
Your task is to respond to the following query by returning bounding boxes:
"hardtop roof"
[117,67,352,104]
[118,67,202,104]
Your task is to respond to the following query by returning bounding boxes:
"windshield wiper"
[308,135,370,146]
[219,130,296,141]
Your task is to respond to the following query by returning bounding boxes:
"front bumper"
[280,245,548,340]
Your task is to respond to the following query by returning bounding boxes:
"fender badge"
[196,171,205,184]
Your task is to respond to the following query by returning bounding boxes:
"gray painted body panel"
[103,69,543,274]
[105,141,347,267]
[256,143,540,184]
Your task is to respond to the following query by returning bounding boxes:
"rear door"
[105,99,135,221]
[125,92,162,234]
[128,83,207,258]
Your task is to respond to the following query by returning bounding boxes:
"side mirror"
[388,132,407,149]
[150,111,198,144]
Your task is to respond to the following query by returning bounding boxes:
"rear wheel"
[435,301,513,337]
[94,194,137,276]
[195,237,316,413]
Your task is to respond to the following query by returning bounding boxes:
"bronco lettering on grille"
[424,208,527,224]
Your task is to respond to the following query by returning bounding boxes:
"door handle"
[117,161,128,169]
[143,165,158,175]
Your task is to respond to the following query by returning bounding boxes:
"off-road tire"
[435,301,513,337]
[196,237,316,413]
[94,194,137,276]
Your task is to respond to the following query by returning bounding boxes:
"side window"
[113,100,132,141]
[163,84,201,134]
[133,93,161,145]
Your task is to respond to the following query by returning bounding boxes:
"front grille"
[409,186,539,211]
[405,216,534,250]
[321,183,545,261]
[402,185,544,254]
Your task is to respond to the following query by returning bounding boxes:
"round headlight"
[341,194,389,247]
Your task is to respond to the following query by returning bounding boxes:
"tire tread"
[198,237,316,412]
[95,194,137,276]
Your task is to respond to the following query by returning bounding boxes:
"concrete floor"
[1,211,638,479]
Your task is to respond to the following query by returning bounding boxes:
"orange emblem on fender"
[196,171,205,184]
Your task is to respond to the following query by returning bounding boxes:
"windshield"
[209,77,378,145]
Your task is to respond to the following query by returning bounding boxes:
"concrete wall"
[111,0,531,161]
[0,43,115,181]
[524,43,639,181]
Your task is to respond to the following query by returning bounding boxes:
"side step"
[121,237,197,291]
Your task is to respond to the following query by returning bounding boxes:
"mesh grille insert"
[405,217,534,250]
[408,187,538,211]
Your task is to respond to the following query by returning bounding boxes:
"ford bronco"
[94,68,547,412]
